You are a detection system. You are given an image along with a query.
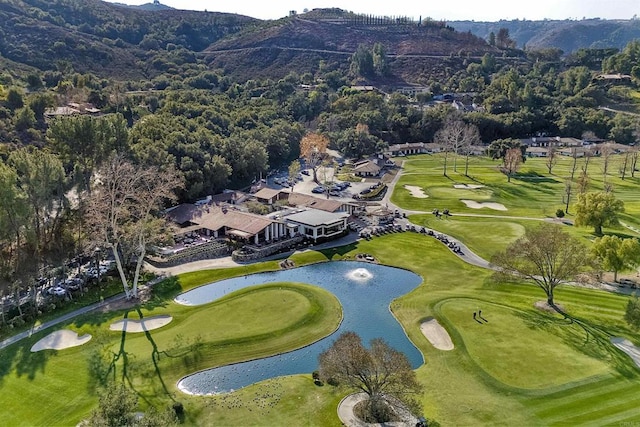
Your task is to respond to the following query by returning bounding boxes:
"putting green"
[439,298,610,389]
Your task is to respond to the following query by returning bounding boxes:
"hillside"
[449,18,640,53]
[0,0,257,79]
[204,9,502,82]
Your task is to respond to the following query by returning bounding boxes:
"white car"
[47,286,66,297]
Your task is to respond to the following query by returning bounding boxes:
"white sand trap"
[31,329,92,352]
[461,199,507,211]
[420,318,454,351]
[611,337,640,367]
[454,184,485,189]
[404,185,429,198]
[109,315,173,333]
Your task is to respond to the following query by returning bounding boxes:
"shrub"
[556,209,565,218]
[172,401,184,416]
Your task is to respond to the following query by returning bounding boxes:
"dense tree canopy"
[574,192,625,235]
[491,223,593,307]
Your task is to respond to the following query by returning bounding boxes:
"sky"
[104,0,640,21]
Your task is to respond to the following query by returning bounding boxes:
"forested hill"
[449,19,640,54]
[0,0,257,79]
[0,2,500,82]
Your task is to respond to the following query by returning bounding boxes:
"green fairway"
[439,298,609,389]
[393,154,640,234]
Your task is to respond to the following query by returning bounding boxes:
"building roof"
[254,187,283,200]
[387,142,425,151]
[284,209,349,227]
[353,160,381,173]
[166,204,276,236]
[197,207,275,235]
[164,203,203,225]
[287,192,344,212]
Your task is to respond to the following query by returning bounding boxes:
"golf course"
[1,153,640,426]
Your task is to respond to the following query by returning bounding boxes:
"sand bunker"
[611,337,640,367]
[404,185,429,198]
[420,318,454,351]
[31,329,92,352]
[454,184,485,189]
[460,199,507,211]
[109,315,173,333]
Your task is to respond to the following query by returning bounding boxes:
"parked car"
[312,186,325,194]
[301,170,310,176]
[47,286,67,297]
[619,278,637,287]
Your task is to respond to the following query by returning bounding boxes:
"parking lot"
[267,165,375,202]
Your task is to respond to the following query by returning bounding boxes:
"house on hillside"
[44,102,101,119]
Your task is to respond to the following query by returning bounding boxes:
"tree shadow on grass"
[318,242,358,260]
[87,306,203,400]
[141,277,182,311]
[516,308,639,378]
[13,341,51,381]
[512,171,560,184]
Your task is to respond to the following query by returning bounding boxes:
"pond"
[175,261,423,395]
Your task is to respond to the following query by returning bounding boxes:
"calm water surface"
[175,261,423,394]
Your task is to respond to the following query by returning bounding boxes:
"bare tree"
[620,151,631,180]
[319,331,423,423]
[582,147,593,173]
[569,148,580,180]
[502,148,522,182]
[564,179,573,214]
[545,146,558,174]
[434,118,480,176]
[85,155,182,299]
[491,223,593,308]
[600,143,613,181]
[300,132,329,184]
[630,146,639,178]
[288,159,301,193]
[577,170,589,194]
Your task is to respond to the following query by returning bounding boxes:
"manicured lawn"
[1,229,640,426]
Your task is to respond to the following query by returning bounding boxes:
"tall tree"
[490,223,593,307]
[592,235,640,282]
[85,155,182,299]
[319,332,423,423]
[300,132,329,184]
[574,192,625,235]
